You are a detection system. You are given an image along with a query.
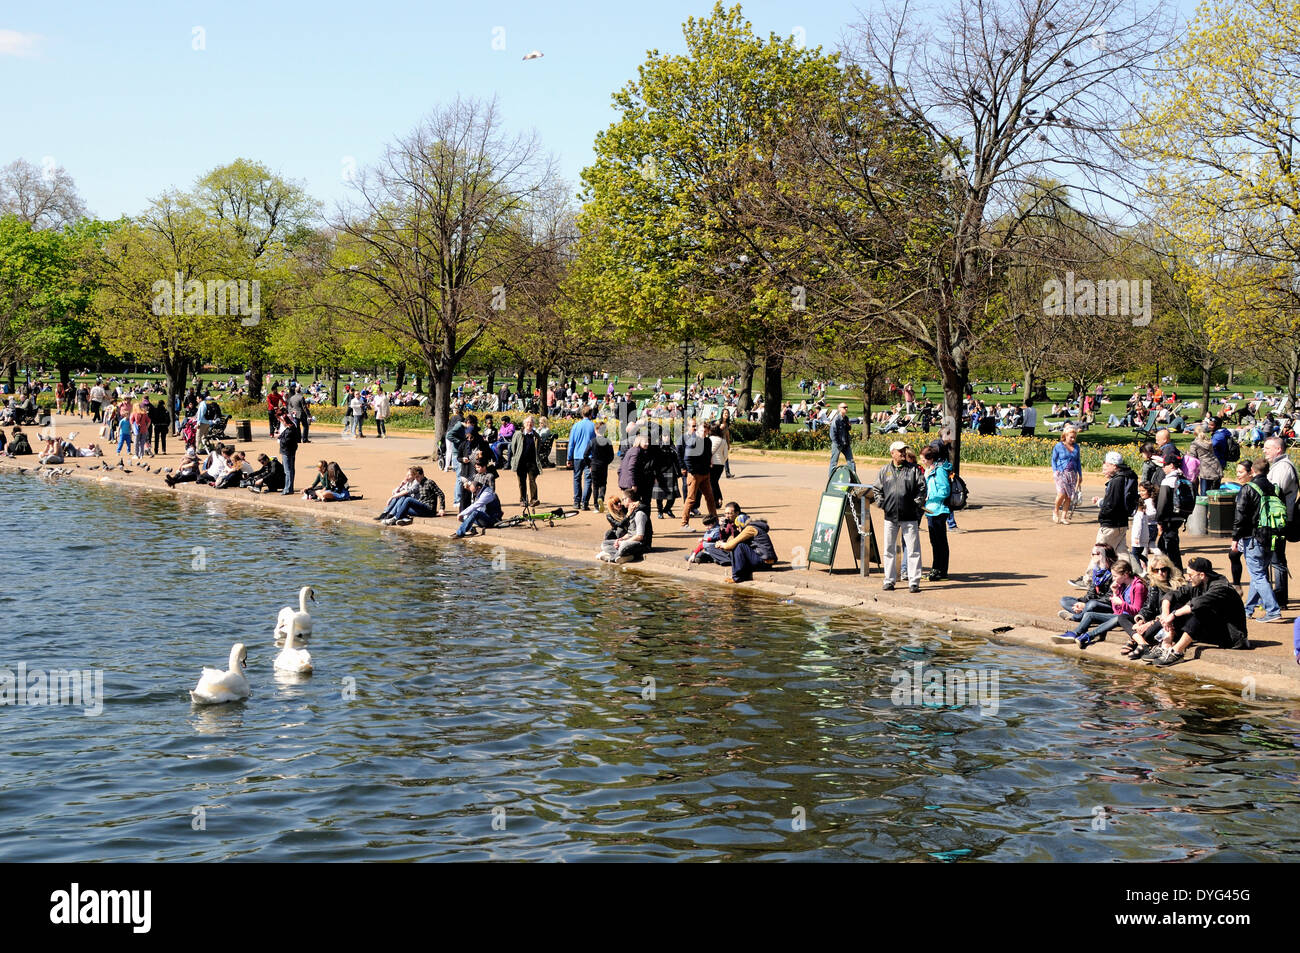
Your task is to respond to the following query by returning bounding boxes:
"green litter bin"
[1185,495,1208,536]
[1205,489,1237,537]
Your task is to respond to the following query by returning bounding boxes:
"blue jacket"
[924,462,952,516]
[568,418,596,464]
[1051,441,1081,474]
[1211,427,1230,467]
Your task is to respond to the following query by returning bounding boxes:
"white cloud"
[0,30,41,57]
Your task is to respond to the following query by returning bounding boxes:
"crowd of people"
[1047,414,1298,665]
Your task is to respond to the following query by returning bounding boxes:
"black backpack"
[946,474,969,511]
[1223,431,1241,462]
[1176,477,1196,518]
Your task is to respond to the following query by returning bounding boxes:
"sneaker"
[1261,612,1285,623]
[1156,650,1186,667]
[1058,609,1075,621]
[882,581,895,591]
[1051,632,1080,644]
[395,517,413,526]
[372,515,386,521]
[1143,646,1172,664]
[614,554,637,564]
[909,583,920,593]
[1067,576,1088,589]
[381,517,397,526]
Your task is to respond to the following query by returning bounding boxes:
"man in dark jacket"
[1147,557,1250,666]
[509,415,541,507]
[1070,452,1138,587]
[707,501,777,583]
[277,412,299,495]
[1233,459,1283,622]
[828,402,854,477]
[875,440,926,592]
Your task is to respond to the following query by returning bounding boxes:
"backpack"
[1243,482,1288,546]
[1223,432,1241,462]
[946,474,969,511]
[1176,477,1196,518]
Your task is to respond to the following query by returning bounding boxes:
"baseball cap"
[889,441,907,452]
[1187,557,1213,574]
[1104,451,1123,465]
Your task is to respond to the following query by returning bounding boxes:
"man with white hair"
[1264,436,1297,606]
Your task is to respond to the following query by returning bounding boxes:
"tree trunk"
[762,351,783,431]
[1023,366,1034,405]
[329,367,339,407]
[486,368,495,397]
[395,361,406,391]
[247,354,264,403]
[535,366,552,414]
[162,353,188,433]
[432,362,454,446]
[737,352,756,414]
[937,346,968,476]
[1200,362,1212,417]
[6,360,15,394]
[415,373,422,395]
[58,363,71,387]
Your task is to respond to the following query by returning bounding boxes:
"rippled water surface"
[4,476,1300,861]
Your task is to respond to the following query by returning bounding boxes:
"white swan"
[190,643,250,704]
[274,619,313,675]
[274,586,315,644]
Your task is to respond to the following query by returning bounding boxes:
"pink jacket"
[1112,578,1147,616]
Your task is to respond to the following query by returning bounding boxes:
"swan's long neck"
[228,646,244,672]
[299,587,311,613]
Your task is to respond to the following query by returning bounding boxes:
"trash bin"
[555,438,569,468]
[1186,496,1208,536]
[1206,489,1237,537]
[235,419,252,442]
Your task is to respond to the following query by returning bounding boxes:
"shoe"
[1143,646,1172,664]
[1120,640,1140,658]
[597,551,612,562]
[1261,612,1285,623]
[1058,609,1075,621]
[1052,513,1060,524]
[1061,517,1071,525]
[1133,644,1159,661]
[664,510,675,519]
[395,517,413,526]
[449,531,464,538]
[372,515,385,521]
[582,505,591,512]
[1051,632,1080,644]
[1077,635,1096,649]
[381,517,396,525]
[1156,650,1186,667]
[882,581,895,591]
[1067,576,1088,589]
[927,571,944,582]
[909,583,920,593]
[658,512,666,519]
[614,554,637,564]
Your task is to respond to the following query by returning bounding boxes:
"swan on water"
[274,586,315,644]
[274,619,313,675]
[190,643,250,704]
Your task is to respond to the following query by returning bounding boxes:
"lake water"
[3,475,1300,861]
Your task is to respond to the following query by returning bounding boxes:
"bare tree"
[331,96,557,445]
[836,0,1174,468]
[0,159,88,229]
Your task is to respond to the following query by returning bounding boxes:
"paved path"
[15,412,1299,699]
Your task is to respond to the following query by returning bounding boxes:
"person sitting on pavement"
[381,465,447,525]
[165,447,203,487]
[1141,556,1250,667]
[451,460,502,537]
[699,501,776,583]
[304,461,350,501]
[1054,557,1146,649]
[1059,544,1116,622]
[247,452,285,494]
[598,488,652,563]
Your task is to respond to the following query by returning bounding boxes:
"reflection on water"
[2,476,1299,861]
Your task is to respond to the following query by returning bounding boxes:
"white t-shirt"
[373,393,390,419]
[710,434,728,466]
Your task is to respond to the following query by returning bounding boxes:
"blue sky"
[3,0,1200,221]
[1,0,867,220]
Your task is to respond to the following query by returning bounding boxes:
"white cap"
[889,441,907,452]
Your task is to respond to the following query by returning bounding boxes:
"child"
[1131,481,1158,573]
[686,516,725,564]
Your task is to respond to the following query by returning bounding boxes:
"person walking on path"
[1051,426,1083,524]
[1076,451,1138,581]
[1155,456,1185,571]
[287,384,310,443]
[1264,436,1297,607]
[510,415,542,506]
[828,402,854,477]
[568,406,596,509]
[919,444,951,582]
[1232,458,1284,623]
[266,383,285,438]
[680,419,717,529]
[372,386,390,438]
[278,411,299,495]
[876,440,926,592]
